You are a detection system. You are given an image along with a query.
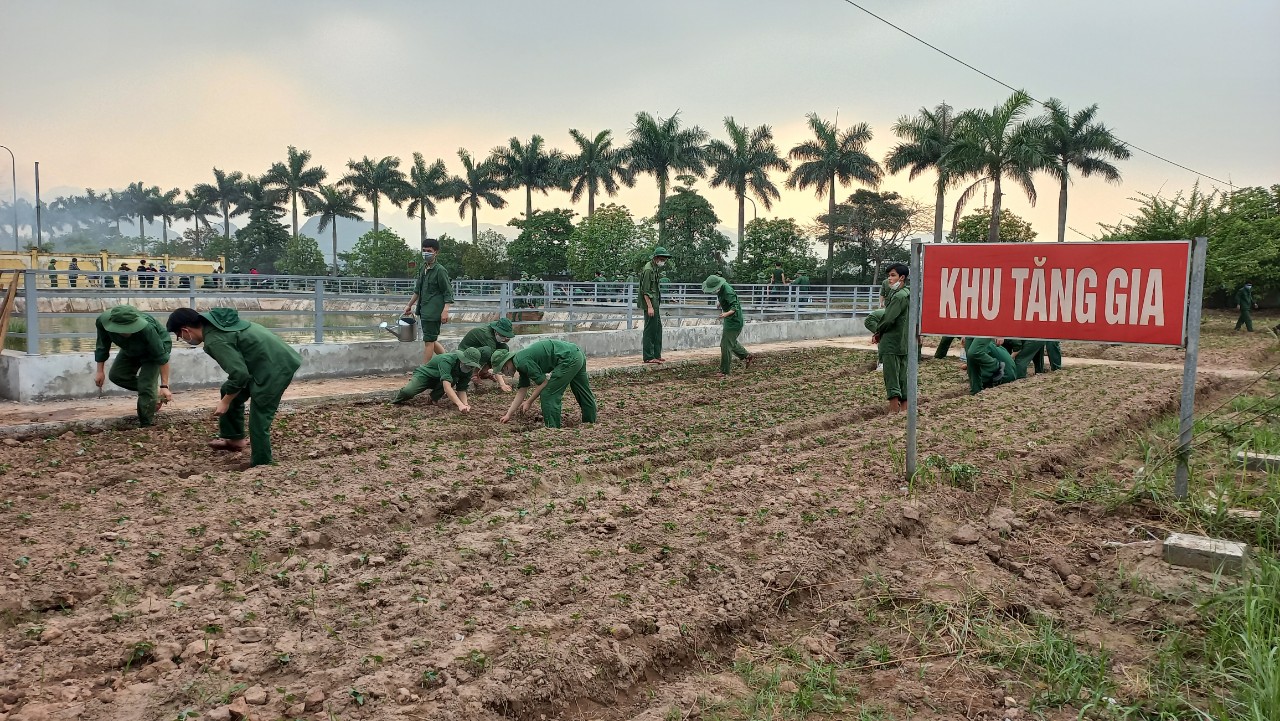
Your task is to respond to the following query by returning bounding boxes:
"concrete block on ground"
[1162,532,1249,575]
[1234,450,1280,472]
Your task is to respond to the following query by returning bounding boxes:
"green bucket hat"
[863,308,886,334]
[488,317,515,340]
[490,348,513,374]
[458,347,483,371]
[701,275,727,294]
[652,246,672,259]
[102,305,149,334]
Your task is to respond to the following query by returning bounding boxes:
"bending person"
[459,318,515,392]
[492,341,598,428]
[703,274,753,377]
[390,347,481,412]
[94,305,173,427]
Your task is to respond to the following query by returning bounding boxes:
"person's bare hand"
[441,311,450,324]
[94,370,105,388]
[646,307,654,318]
[159,387,173,405]
[213,399,231,417]
[500,413,512,424]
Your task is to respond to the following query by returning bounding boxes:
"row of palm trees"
[31,92,1127,279]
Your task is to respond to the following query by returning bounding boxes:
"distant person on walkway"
[138,260,150,289]
[1235,281,1257,332]
[68,258,80,288]
[403,237,454,364]
[703,274,754,377]
[875,263,911,412]
[458,318,514,392]
[117,262,131,289]
[639,247,671,364]
[94,305,173,427]
[47,258,58,288]
[157,262,168,289]
[389,347,481,411]
[165,307,302,467]
[492,340,598,428]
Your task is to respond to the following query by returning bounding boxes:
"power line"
[834,0,1234,188]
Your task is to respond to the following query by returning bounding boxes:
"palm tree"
[106,189,130,236]
[949,91,1048,242]
[624,111,708,237]
[232,176,287,220]
[155,187,182,255]
[453,148,507,243]
[304,185,365,274]
[564,129,633,217]
[123,182,160,252]
[492,135,563,221]
[338,156,407,231]
[175,189,217,233]
[403,153,456,245]
[263,146,328,238]
[192,168,246,237]
[786,113,883,282]
[1041,99,1130,242]
[885,102,963,243]
[705,118,790,260]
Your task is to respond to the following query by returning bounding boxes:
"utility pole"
[34,162,42,248]
[0,145,15,250]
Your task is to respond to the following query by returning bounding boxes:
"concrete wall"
[0,317,867,402]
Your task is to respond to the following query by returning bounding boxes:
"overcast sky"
[2,0,1277,244]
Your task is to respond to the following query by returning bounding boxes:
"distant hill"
[299,215,513,253]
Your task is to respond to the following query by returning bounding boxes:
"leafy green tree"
[276,234,328,276]
[951,208,1037,243]
[624,111,708,239]
[435,232,466,281]
[263,146,328,238]
[705,118,790,261]
[885,102,962,243]
[787,113,883,282]
[233,176,287,221]
[567,203,654,280]
[654,177,731,283]
[738,218,816,283]
[462,229,510,279]
[304,185,365,274]
[339,156,407,231]
[564,129,633,217]
[454,149,508,243]
[342,228,417,278]
[508,209,574,278]
[950,91,1048,241]
[232,211,291,272]
[492,135,563,222]
[815,190,929,283]
[404,153,456,246]
[1041,99,1130,243]
[192,168,246,237]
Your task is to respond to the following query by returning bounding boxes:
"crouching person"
[491,340,598,428]
[390,347,481,412]
[94,305,173,426]
[166,307,302,466]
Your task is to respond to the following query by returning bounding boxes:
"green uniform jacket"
[964,337,1016,394]
[878,286,910,356]
[420,352,474,391]
[717,286,744,331]
[94,312,171,364]
[458,326,509,353]
[511,339,580,389]
[638,262,661,310]
[200,308,302,397]
[794,274,810,286]
[770,268,784,283]
[414,263,454,320]
[1236,286,1254,308]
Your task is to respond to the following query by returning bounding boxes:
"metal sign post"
[1174,237,1208,498]
[905,239,923,481]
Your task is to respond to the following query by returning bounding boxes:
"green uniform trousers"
[1013,340,1048,378]
[109,354,161,427]
[540,349,598,428]
[1045,341,1062,370]
[1236,308,1254,331]
[219,379,292,466]
[882,353,907,401]
[719,326,749,374]
[934,336,955,358]
[391,368,452,404]
[642,307,663,361]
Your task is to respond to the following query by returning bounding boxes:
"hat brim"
[104,317,149,334]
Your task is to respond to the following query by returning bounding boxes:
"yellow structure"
[0,250,226,288]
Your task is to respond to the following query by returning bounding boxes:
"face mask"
[890,280,903,290]
[1246,284,1253,288]
[423,252,436,262]
[655,260,666,267]
[180,331,200,347]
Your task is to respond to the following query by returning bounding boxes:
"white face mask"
[890,279,903,290]
[655,260,666,267]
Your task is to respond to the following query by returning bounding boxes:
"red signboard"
[919,241,1191,347]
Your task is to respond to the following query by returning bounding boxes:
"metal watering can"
[380,314,418,342]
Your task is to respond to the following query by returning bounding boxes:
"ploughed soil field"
[1061,307,1280,369]
[0,348,1242,721]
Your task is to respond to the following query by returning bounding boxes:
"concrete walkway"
[0,337,1257,436]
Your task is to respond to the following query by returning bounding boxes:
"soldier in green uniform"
[403,237,455,363]
[639,247,671,364]
[964,337,1016,394]
[491,340,598,428]
[458,318,515,392]
[166,307,302,467]
[875,263,910,412]
[94,305,173,427]
[1045,341,1063,370]
[47,258,59,288]
[703,274,754,377]
[389,347,482,411]
[1235,281,1256,332]
[1011,339,1050,378]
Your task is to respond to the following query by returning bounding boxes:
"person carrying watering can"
[403,237,454,364]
